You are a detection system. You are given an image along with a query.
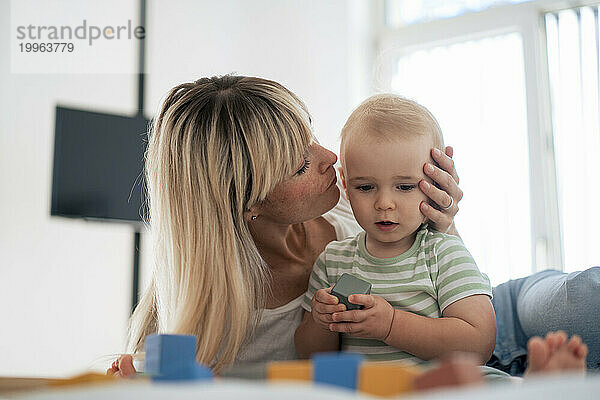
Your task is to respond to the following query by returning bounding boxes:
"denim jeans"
[487,267,600,375]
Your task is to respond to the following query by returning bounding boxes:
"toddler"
[294,94,495,365]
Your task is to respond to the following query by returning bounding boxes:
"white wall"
[145,0,356,153]
[0,0,369,377]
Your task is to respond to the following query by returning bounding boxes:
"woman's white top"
[234,178,361,365]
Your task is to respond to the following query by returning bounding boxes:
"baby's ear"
[338,167,350,200]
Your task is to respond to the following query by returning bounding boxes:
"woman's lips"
[375,221,399,232]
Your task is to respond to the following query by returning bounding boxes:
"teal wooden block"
[331,273,371,310]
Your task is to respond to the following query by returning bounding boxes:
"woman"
[110,75,592,377]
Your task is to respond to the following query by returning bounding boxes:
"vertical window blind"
[545,6,600,272]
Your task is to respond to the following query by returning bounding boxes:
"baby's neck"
[365,230,419,259]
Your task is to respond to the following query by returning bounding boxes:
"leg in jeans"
[516,267,600,370]
[488,271,559,375]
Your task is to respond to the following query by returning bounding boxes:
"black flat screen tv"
[51,106,150,224]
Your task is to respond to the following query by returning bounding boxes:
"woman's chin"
[313,185,340,219]
[326,185,341,210]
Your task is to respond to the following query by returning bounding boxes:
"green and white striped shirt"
[301,224,492,365]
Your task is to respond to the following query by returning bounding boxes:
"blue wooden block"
[312,352,364,390]
[145,334,212,381]
[145,334,196,376]
[152,363,213,382]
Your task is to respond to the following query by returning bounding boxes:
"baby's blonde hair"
[340,94,444,166]
[127,75,313,373]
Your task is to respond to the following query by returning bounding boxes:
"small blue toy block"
[151,363,213,382]
[312,352,364,390]
[145,334,212,382]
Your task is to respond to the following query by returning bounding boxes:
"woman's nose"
[316,144,338,173]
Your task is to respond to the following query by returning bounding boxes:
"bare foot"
[524,331,588,377]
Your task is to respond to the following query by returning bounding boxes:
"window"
[390,33,531,285]
[386,0,533,27]
[377,0,592,285]
[545,6,600,272]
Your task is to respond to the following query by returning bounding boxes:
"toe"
[555,331,568,347]
[546,331,565,352]
[526,336,548,374]
[577,343,589,360]
[567,335,582,352]
[545,332,557,352]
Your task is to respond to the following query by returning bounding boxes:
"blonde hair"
[127,75,313,372]
[340,94,444,166]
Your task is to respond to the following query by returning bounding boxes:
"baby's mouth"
[375,220,398,231]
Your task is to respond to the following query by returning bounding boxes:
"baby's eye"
[356,184,374,192]
[397,184,416,191]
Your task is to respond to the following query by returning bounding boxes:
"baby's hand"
[106,354,137,378]
[329,294,394,340]
[311,287,347,331]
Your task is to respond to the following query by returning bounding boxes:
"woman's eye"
[356,185,374,192]
[296,159,311,175]
[398,184,415,191]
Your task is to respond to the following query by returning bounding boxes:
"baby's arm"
[294,287,345,358]
[384,294,495,362]
[382,235,495,362]
[332,293,495,363]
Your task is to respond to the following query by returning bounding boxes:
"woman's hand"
[419,146,463,235]
[106,354,137,378]
[311,287,347,331]
[329,294,394,340]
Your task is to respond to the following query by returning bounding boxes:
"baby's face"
[341,134,433,258]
